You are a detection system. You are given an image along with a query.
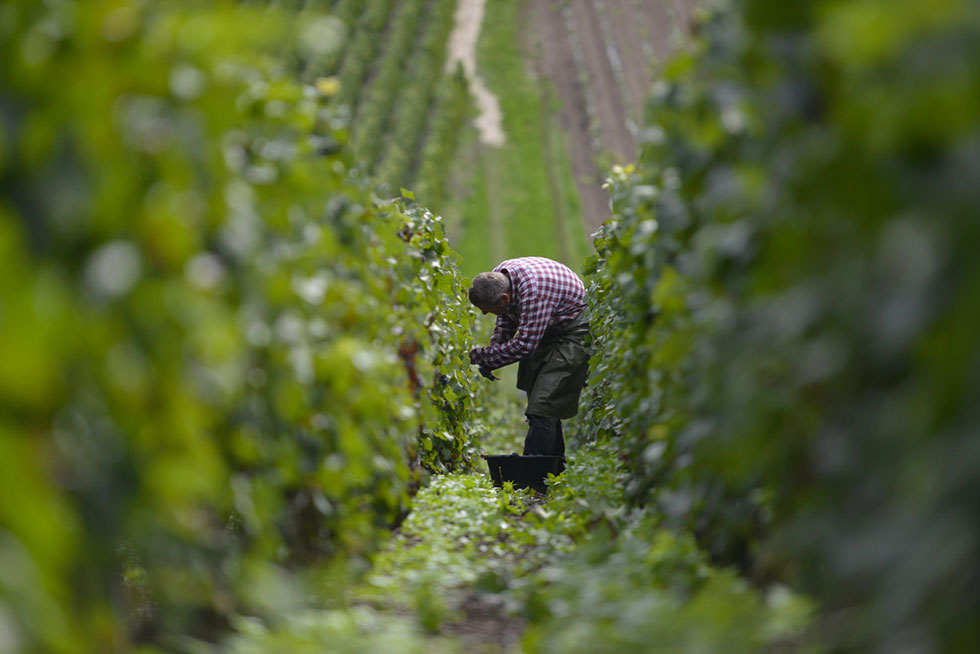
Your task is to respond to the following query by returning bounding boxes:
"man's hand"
[470,347,497,379]
[478,366,499,381]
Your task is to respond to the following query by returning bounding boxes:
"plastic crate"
[482,454,561,493]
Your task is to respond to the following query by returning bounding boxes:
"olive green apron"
[517,313,590,419]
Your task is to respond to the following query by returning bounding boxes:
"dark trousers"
[523,414,566,474]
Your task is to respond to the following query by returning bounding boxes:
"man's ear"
[500,292,510,306]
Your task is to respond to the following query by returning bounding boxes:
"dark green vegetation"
[2,0,979,653]
[584,0,980,651]
[0,1,488,650]
[312,0,470,213]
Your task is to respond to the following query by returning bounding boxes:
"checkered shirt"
[470,257,586,370]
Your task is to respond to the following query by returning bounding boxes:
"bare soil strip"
[526,0,610,233]
[447,0,506,146]
[633,0,683,63]
[523,1,591,261]
[525,0,699,232]
[601,0,659,125]
[441,591,525,650]
[671,0,699,37]
[570,0,635,163]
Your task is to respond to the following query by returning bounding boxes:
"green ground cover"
[244,441,812,654]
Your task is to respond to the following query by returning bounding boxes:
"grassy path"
[484,147,505,265]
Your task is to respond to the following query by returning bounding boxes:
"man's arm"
[490,314,517,346]
[470,313,516,369]
[470,285,555,370]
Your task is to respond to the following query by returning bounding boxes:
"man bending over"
[468,257,590,471]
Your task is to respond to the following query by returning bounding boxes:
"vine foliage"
[582,1,980,650]
[0,1,486,649]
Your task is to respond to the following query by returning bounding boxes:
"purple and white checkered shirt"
[470,257,586,370]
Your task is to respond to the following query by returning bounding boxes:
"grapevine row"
[582,2,980,651]
[374,0,458,190]
[411,65,471,211]
[0,2,488,650]
[349,0,429,171]
[333,0,398,109]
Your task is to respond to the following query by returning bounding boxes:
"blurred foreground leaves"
[0,1,488,650]
[583,0,980,651]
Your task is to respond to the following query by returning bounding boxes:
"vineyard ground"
[349,442,624,653]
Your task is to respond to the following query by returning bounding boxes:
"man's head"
[469,272,511,315]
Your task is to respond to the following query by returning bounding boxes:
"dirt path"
[446,0,507,265]
[441,591,525,650]
[446,0,506,146]
[525,0,700,231]
[570,0,636,164]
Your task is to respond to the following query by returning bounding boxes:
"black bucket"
[482,454,561,493]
